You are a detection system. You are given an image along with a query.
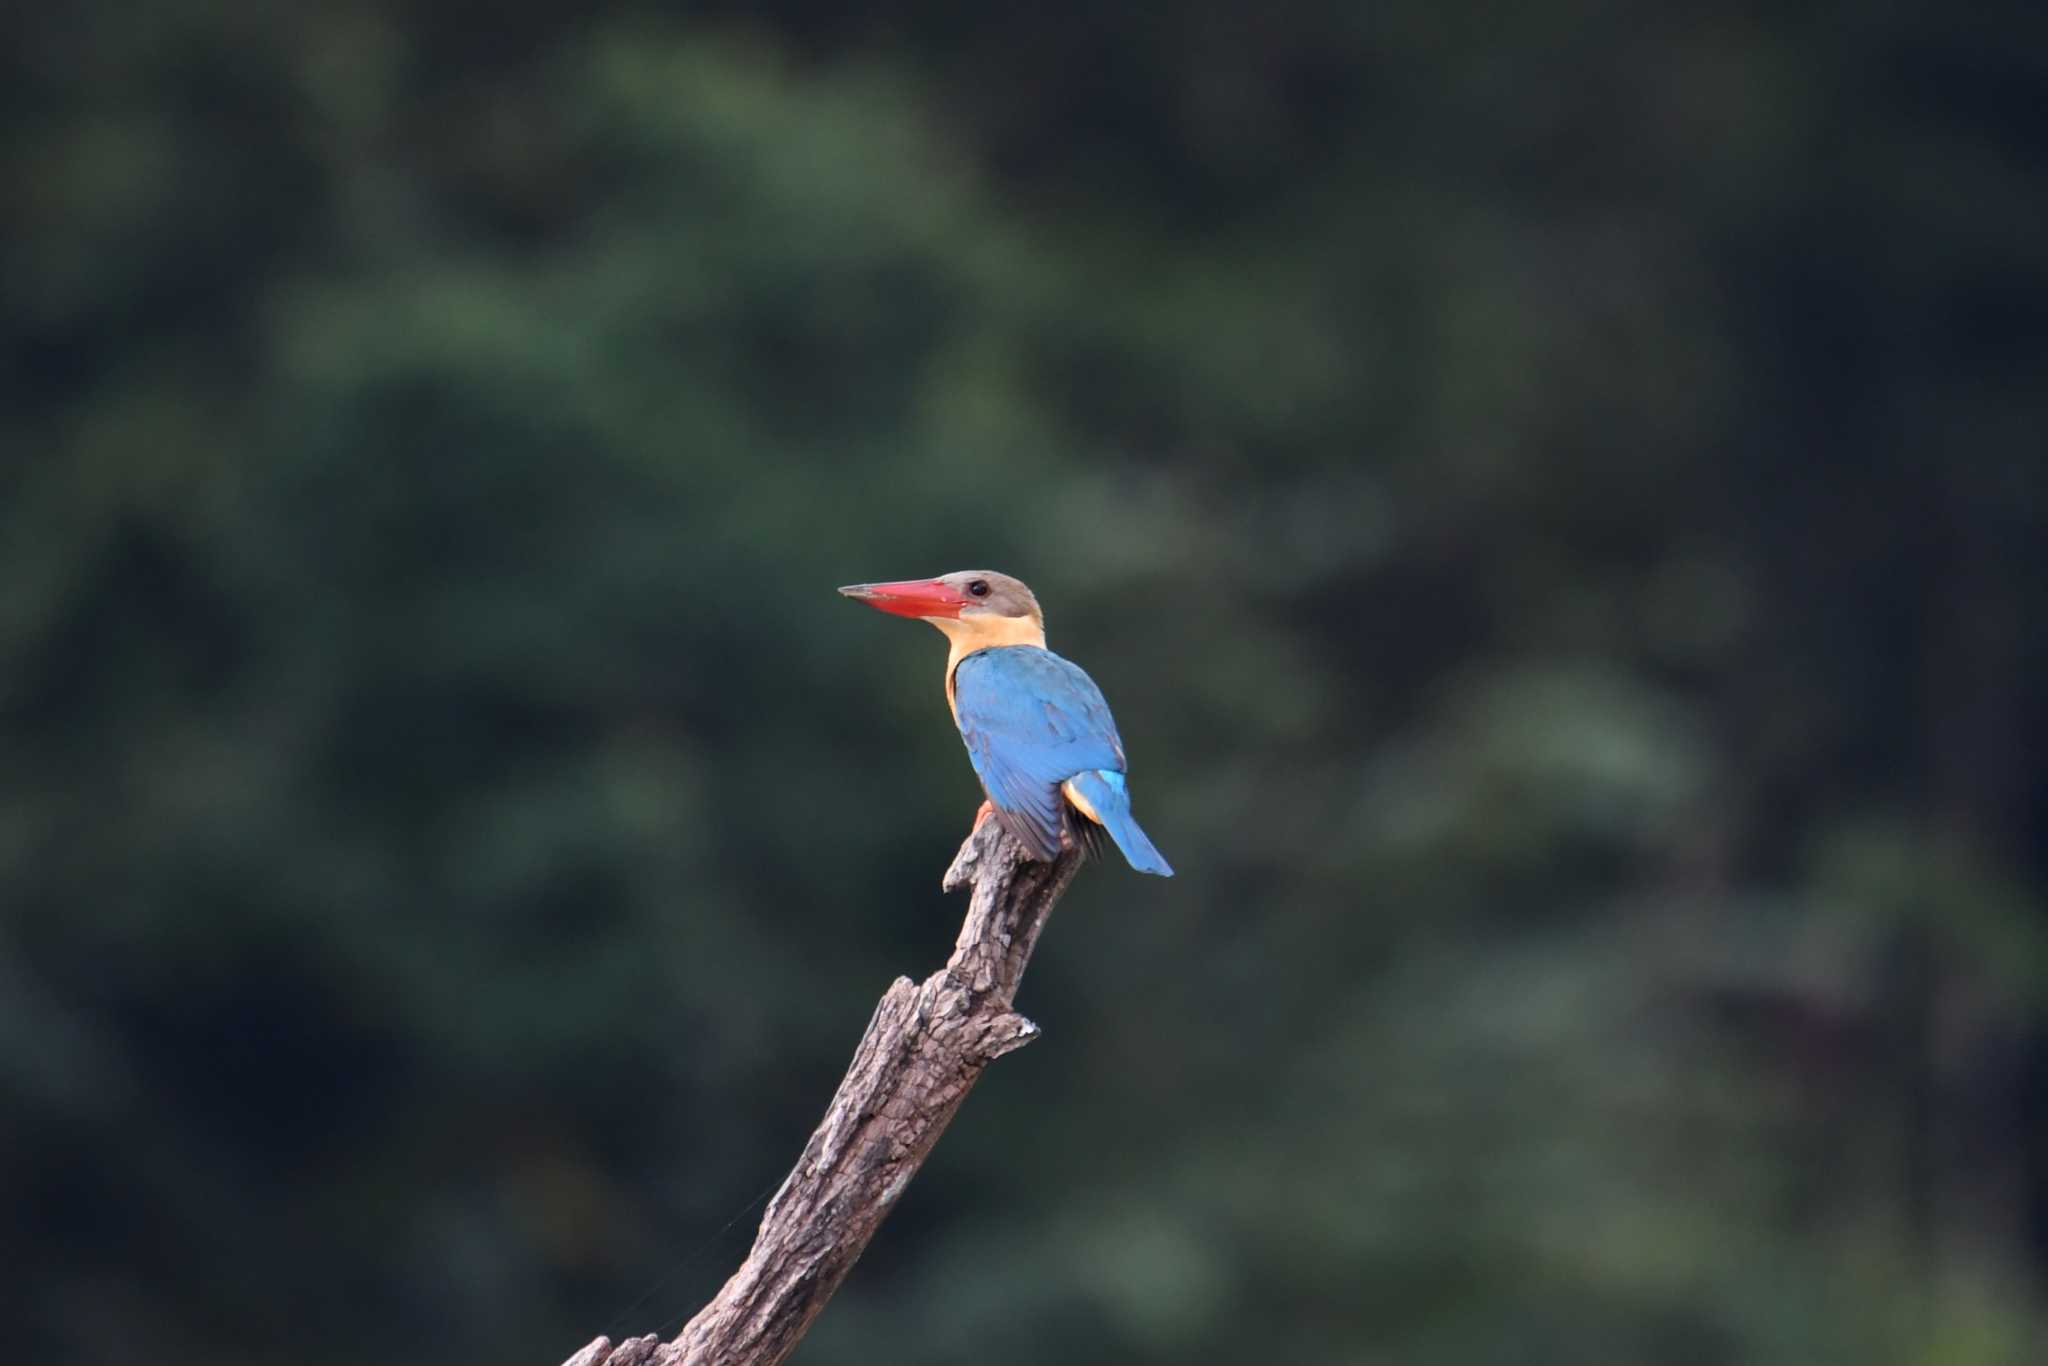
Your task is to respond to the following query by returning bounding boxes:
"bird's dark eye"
[967,580,991,597]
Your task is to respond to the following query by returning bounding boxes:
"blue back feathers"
[951,646,1171,875]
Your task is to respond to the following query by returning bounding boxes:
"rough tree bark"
[561,818,1085,1366]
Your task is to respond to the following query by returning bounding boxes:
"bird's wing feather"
[953,647,1127,858]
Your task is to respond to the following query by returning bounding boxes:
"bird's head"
[839,571,1044,639]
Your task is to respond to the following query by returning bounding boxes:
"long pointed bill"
[837,578,973,619]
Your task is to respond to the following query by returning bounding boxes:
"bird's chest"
[942,639,983,724]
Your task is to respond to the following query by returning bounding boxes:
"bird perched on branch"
[839,571,1173,876]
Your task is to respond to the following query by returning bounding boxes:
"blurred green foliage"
[5,2,2046,1363]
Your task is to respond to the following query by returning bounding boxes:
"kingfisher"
[839,571,1173,877]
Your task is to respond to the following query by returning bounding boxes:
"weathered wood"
[561,819,1085,1366]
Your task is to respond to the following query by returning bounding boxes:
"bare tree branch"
[562,819,1086,1366]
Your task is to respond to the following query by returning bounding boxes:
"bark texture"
[561,819,1084,1366]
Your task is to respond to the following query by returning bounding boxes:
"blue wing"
[952,646,1127,859]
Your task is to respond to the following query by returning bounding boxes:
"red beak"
[838,578,972,619]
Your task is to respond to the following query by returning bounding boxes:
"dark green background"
[6,3,2046,1363]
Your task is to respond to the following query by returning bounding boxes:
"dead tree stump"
[561,819,1085,1366]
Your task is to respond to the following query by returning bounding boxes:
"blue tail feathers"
[1066,769,1174,877]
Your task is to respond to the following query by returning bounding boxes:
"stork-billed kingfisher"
[838,571,1173,877]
